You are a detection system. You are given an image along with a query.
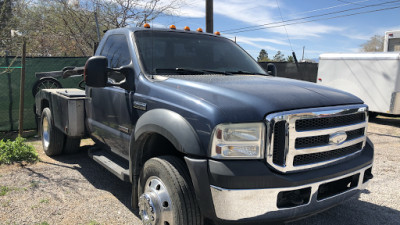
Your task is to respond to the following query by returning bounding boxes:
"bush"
[0,137,39,164]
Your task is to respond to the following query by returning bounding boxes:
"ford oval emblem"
[329,131,347,145]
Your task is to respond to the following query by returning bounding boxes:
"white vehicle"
[384,30,400,52]
[317,52,400,116]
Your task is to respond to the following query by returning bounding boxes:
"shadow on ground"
[41,145,140,218]
[370,115,400,128]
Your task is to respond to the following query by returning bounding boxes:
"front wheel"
[138,156,202,225]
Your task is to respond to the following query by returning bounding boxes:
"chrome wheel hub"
[139,177,174,225]
[42,117,50,149]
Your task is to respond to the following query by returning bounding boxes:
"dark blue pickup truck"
[35,26,374,225]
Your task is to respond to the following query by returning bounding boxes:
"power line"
[225,4,400,34]
[275,0,293,51]
[336,0,364,5]
[228,0,374,26]
[221,0,400,33]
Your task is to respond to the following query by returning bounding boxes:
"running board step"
[88,147,130,182]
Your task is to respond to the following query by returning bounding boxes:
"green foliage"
[36,222,49,225]
[0,185,10,196]
[257,49,270,62]
[287,55,294,63]
[39,198,49,204]
[0,136,38,164]
[273,51,285,62]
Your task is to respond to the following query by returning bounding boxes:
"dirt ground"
[0,116,399,225]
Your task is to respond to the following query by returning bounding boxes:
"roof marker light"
[144,23,150,28]
[169,25,176,30]
[214,31,221,36]
[184,26,190,31]
[197,28,203,32]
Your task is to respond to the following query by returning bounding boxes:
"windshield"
[134,31,267,76]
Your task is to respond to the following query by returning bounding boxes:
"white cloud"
[223,35,290,52]
[341,32,371,41]
[339,25,400,41]
[174,0,342,39]
[236,38,280,52]
[175,1,205,18]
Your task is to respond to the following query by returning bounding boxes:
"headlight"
[210,123,265,159]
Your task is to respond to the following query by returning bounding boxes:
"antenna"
[276,0,302,77]
[275,0,293,52]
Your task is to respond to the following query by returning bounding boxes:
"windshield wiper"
[225,70,267,75]
[154,68,264,76]
[201,69,232,75]
[155,68,205,75]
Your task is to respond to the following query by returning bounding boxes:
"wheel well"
[41,99,49,113]
[141,133,184,165]
[133,132,185,176]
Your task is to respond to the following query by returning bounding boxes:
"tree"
[257,49,270,62]
[0,0,13,53]
[273,51,285,62]
[360,35,384,52]
[1,0,183,56]
[286,55,294,63]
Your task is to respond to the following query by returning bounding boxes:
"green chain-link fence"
[0,56,88,132]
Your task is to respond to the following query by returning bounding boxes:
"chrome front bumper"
[210,165,372,221]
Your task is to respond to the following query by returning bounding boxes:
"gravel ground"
[0,116,399,225]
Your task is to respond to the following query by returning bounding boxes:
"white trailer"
[317,52,400,116]
[384,30,400,52]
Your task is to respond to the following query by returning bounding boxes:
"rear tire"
[63,137,81,154]
[40,107,64,156]
[138,156,202,225]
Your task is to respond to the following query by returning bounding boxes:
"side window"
[100,35,131,82]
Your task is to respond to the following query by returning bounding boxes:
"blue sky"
[149,0,400,61]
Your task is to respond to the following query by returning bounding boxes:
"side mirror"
[267,63,277,77]
[84,56,108,87]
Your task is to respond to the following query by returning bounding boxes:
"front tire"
[40,107,64,156]
[138,156,202,225]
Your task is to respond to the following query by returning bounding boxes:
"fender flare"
[133,109,203,156]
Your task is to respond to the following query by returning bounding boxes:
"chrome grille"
[266,104,368,173]
[295,113,365,131]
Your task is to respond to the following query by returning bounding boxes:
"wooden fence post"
[18,40,26,136]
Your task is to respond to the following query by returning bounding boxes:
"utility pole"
[206,0,213,33]
[302,46,305,61]
[94,12,101,42]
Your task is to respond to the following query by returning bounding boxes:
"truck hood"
[157,75,363,122]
